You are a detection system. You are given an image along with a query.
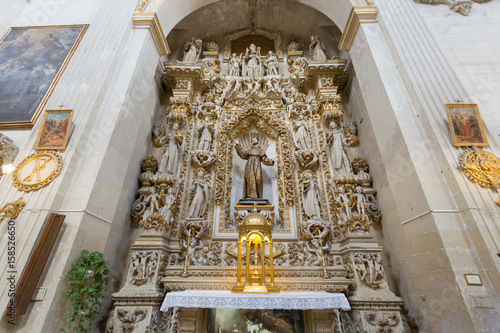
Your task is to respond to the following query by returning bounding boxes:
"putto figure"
[234,136,277,199]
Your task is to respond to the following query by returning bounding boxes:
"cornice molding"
[339,6,378,52]
[132,12,170,56]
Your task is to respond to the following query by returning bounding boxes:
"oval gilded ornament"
[12,151,62,192]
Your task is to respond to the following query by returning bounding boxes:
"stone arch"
[150,0,356,40]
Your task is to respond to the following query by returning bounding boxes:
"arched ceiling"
[165,0,344,61]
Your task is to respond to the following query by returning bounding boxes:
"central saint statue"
[234,136,277,199]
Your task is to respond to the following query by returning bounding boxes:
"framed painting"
[0,25,88,129]
[445,104,488,147]
[203,308,311,333]
[34,109,73,150]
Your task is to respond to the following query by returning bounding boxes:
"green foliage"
[61,250,111,333]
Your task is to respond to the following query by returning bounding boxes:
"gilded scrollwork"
[458,148,500,206]
[0,197,26,224]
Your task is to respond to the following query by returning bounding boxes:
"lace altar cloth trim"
[160,290,351,311]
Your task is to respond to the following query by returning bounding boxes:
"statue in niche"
[234,136,277,199]
[197,116,213,151]
[300,171,323,220]
[243,44,261,80]
[309,35,327,61]
[293,115,313,150]
[264,51,279,76]
[158,122,182,175]
[159,186,176,223]
[187,170,211,218]
[326,121,352,176]
[182,37,202,62]
[228,53,243,76]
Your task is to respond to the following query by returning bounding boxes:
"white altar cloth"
[160,290,351,311]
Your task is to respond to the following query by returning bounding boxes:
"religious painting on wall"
[0,25,88,129]
[34,109,73,150]
[445,104,488,147]
[204,308,308,333]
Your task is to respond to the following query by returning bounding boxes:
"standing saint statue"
[159,122,182,175]
[326,121,352,176]
[301,172,323,220]
[228,53,242,76]
[197,117,213,151]
[309,35,327,61]
[293,115,312,150]
[182,37,202,62]
[187,170,211,218]
[234,137,277,199]
[243,44,261,80]
[264,51,279,76]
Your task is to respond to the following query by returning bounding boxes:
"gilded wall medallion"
[12,150,62,192]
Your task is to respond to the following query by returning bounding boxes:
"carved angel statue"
[293,115,312,150]
[158,122,182,175]
[264,51,279,76]
[306,238,328,266]
[228,53,243,76]
[309,35,327,61]
[243,43,261,80]
[326,121,353,176]
[300,172,323,220]
[182,37,202,62]
[197,116,214,151]
[187,170,211,218]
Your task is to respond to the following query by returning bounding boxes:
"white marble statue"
[264,51,279,76]
[159,122,182,175]
[228,53,242,76]
[326,121,352,176]
[293,115,312,150]
[182,37,202,62]
[301,172,323,220]
[337,185,353,220]
[197,117,213,151]
[159,187,176,223]
[244,43,261,79]
[354,186,367,217]
[187,170,211,218]
[309,35,327,61]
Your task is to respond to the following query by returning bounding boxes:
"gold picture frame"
[34,109,73,150]
[445,104,488,147]
[0,25,88,129]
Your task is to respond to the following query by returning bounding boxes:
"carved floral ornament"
[413,0,492,16]
[0,197,26,224]
[458,148,500,206]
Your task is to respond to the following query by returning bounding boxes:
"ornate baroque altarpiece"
[106,36,408,333]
